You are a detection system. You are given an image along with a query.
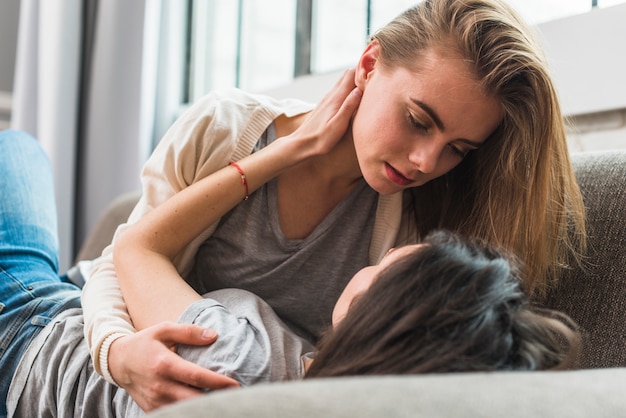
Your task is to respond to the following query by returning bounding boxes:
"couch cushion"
[541,150,626,368]
[148,368,626,418]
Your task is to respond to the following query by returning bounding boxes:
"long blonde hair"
[372,0,586,295]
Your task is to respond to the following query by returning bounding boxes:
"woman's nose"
[408,141,440,174]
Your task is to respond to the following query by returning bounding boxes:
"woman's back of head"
[306,230,580,378]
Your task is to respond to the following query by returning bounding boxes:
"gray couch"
[78,150,626,417]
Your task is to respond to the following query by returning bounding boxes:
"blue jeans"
[0,130,81,417]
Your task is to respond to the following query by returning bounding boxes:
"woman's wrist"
[98,332,129,386]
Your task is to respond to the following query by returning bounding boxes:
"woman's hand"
[108,323,239,412]
[285,68,362,158]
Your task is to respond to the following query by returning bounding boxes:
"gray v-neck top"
[190,124,378,342]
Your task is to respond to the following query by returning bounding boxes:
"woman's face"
[332,244,424,326]
[351,42,503,195]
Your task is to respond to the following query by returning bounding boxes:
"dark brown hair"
[305,230,580,378]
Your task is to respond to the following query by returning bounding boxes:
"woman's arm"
[88,69,361,412]
[114,69,362,330]
[112,143,305,328]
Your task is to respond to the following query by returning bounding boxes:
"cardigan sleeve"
[81,89,310,382]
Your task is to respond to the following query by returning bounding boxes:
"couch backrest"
[541,150,626,368]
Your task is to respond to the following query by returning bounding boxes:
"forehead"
[389,48,503,142]
[412,43,475,74]
[380,243,425,267]
[404,48,487,102]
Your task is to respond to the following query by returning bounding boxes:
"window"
[150,0,626,155]
[185,0,418,101]
[183,0,625,103]
[188,0,297,101]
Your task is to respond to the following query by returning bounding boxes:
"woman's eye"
[408,114,429,133]
[448,144,468,159]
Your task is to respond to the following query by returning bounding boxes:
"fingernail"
[202,329,217,339]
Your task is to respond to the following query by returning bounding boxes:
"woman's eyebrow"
[411,98,484,148]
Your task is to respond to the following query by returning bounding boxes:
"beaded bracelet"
[229,161,249,200]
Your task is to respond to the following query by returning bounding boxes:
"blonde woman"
[83,0,586,411]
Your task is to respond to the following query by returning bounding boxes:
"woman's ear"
[355,39,381,90]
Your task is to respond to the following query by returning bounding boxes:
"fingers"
[321,70,362,141]
[148,323,240,389]
[107,324,239,412]
[151,322,219,347]
[317,68,357,109]
[336,68,357,91]
[325,68,361,122]
[287,68,362,156]
[321,86,362,144]
[133,352,239,412]
[137,374,206,410]
[159,352,240,390]
[334,86,363,123]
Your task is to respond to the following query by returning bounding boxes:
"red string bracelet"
[229,161,249,200]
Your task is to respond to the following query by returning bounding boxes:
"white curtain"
[12,0,161,272]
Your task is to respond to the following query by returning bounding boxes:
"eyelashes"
[408,113,429,133]
[448,144,468,159]
[408,112,468,159]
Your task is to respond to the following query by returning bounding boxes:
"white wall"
[536,3,626,152]
[538,4,626,116]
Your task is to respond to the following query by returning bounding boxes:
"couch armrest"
[75,190,141,262]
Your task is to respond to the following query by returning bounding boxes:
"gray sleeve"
[175,289,314,387]
[176,297,274,387]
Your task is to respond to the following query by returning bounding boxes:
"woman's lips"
[385,163,413,186]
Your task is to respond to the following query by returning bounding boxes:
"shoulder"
[186,88,315,123]
[201,288,279,322]
[179,289,279,333]
[150,88,315,182]
[179,289,314,383]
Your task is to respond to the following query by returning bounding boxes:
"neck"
[304,130,363,189]
[275,113,362,188]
